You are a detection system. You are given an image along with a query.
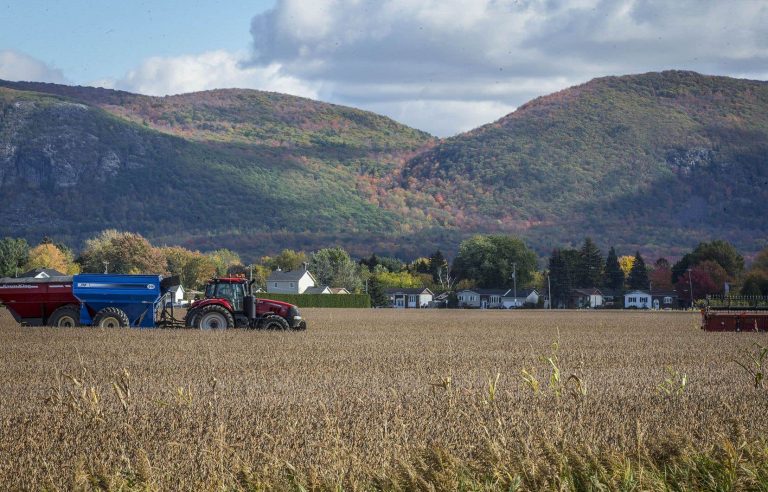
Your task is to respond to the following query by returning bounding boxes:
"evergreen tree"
[602,246,625,291]
[578,238,603,288]
[548,249,573,308]
[367,276,389,307]
[428,250,448,282]
[627,251,650,290]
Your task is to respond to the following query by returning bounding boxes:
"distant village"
[1,230,765,310]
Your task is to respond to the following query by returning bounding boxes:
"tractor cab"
[204,277,246,311]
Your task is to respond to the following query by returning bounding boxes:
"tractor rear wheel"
[94,307,130,328]
[197,305,234,330]
[48,305,80,328]
[261,314,289,330]
[185,309,200,328]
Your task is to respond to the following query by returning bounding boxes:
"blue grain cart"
[73,274,178,328]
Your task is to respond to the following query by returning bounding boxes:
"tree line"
[1,231,766,307]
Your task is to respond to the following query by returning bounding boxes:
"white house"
[267,266,318,294]
[624,290,652,309]
[501,289,540,309]
[386,288,433,308]
[168,285,185,305]
[457,289,509,309]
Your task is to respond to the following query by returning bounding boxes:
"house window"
[640,297,647,303]
[664,296,672,304]
[274,283,278,288]
[290,282,294,287]
[409,295,417,303]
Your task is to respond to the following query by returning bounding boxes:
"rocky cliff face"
[0,95,149,190]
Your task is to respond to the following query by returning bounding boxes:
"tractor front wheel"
[196,305,234,330]
[261,314,289,330]
[94,307,130,328]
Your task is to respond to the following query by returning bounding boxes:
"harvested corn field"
[1,308,767,490]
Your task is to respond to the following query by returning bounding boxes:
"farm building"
[501,289,539,308]
[386,288,433,308]
[267,265,318,294]
[624,290,652,309]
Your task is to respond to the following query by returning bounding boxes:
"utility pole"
[103,261,109,274]
[687,268,694,310]
[249,264,253,282]
[512,262,517,308]
[547,273,552,310]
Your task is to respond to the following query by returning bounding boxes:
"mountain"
[1,71,767,260]
[401,71,768,257]
[0,80,436,258]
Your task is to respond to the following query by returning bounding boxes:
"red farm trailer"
[701,296,768,332]
[0,275,79,326]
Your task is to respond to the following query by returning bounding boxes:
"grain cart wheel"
[196,305,234,330]
[48,305,80,328]
[93,307,130,328]
[261,314,289,331]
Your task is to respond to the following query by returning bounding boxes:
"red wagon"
[0,275,78,326]
[701,296,768,332]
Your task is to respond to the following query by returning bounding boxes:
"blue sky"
[0,0,274,82]
[1,1,767,136]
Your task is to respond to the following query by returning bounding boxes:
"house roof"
[329,287,349,294]
[19,268,65,278]
[169,285,184,293]
[385,287,433,295]
[458,288,510,296]
[571,288,603,296]
[268,268,315,283]
[651,290,678,297]
[624,289,651,296]
[304,286,331,294]
[502,288,538,298]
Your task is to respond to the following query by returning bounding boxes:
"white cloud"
[245,0,768,136]
[95,50,319,100]
[0,49,66,84]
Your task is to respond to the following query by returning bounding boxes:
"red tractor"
[184,277,306,330]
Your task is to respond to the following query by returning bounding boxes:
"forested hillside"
[403,71,768,257]
[1,71,766,259]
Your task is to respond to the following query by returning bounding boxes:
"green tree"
[309,247,362,291]
[261,249,307,272]
[428,250,448,282]
[740,247,768,296]
[452,235,537,288]
[672,240,744,283]
[0,237,29,277]
[548,249,573,308]
[578,238,603,288]
[375,270,423,288]
[80,230,166,274]
[602,246,625,291]
[207,249,242,276]
[161,246,217,290]
[627,251,650,290]
[367,276,389,307]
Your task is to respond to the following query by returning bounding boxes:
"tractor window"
[214,282,244,312]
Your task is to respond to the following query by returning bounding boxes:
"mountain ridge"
[1,71,766,260]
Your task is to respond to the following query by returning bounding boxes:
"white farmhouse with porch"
[386,288,433,308]
[624,290,652,309]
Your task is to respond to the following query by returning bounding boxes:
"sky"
[1,0,767,137]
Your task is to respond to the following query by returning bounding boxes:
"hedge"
[258,293,371,308]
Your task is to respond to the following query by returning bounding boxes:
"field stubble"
[0,308,767,490]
